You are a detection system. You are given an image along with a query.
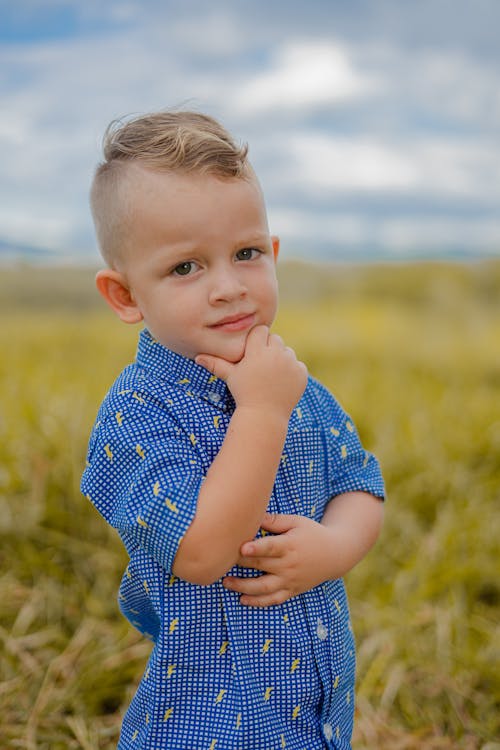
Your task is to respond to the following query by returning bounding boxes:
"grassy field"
[1,261,499,749]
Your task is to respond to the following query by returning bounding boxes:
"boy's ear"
[95,269,144,324]
[271,235,280,261]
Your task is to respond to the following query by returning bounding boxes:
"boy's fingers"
[268,333,285,347]
[223,573,281,596]
[244,324,270,352]
[240,591,289,607]
[235,555,281,573]
[260,512,302,534]
[223,575,290,607]
[240,535,284,559]
[195,354,233,381]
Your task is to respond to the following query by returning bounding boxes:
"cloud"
[269,208,500,258]
[282,133,500,199]
[0,205,76,251]
[0,1,499,260]
[375,45,500,131]
[233,40,381,114]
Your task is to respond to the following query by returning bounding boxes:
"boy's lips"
[209,312,256,333]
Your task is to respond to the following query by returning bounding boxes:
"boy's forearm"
[173,406,289,585]
[319,491,384,580]
[174,325,307,585]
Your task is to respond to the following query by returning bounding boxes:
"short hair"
[90,110,250,266]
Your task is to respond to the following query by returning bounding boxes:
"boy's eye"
[172,261,196,276]
[236,247,260,261]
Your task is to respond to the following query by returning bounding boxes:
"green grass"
[1,261,499,749]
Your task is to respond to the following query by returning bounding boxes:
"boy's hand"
[222,513,335,607]
[196,325,307,418]
[222,492,384,606]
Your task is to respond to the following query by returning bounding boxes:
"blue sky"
[1,0,499,263]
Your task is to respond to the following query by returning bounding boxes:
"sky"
[1,0,500,264]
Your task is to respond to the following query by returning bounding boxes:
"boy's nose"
[208,269,247,304]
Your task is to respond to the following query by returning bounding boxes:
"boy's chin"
[223,352,245,364]
[215,347,246,365]
[206,339,247,365]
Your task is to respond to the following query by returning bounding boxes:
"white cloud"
[269,208,500,256]
[273,133,500,200]
[0,207,76,250]
[233,40,381,114]
[0,4,499,260]
[404,50,500,127]
[377,217,500,253]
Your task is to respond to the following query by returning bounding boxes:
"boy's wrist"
[233,404,291,434]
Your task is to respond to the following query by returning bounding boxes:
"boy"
[81,110,385,750]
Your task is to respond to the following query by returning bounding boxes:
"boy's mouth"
[209,312,256,333]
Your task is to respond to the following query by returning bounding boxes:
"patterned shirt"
[81,329,385,750]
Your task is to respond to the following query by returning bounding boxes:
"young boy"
[81,110,385,750]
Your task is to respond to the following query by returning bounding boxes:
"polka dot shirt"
[81,329,385,749]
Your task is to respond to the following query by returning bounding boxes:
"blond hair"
[90,110,250,266]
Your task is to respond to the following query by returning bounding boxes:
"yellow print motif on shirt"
[169,618,179,634]
[290,658,300,673]
[165,498,179,514]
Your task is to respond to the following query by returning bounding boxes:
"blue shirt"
[81,329,384,750]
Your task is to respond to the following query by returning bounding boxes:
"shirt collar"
[135,328,235,412]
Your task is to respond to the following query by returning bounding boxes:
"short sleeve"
[81,401,204,573]
[309,378,385,500]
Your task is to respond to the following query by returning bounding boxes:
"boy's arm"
[172,326,307,586]
[223,491,383,607]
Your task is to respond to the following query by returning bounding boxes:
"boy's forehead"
[117,162,270,261]
[124,161,261,195]
[122,163,268,226]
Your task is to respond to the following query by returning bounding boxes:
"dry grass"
[0,261,499,748]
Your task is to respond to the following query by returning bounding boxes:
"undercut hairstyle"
[90,110,250,267]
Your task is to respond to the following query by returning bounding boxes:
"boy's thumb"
[261,512,299,534]
[195,354,233,382]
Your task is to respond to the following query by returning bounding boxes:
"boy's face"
[109,167,279,363]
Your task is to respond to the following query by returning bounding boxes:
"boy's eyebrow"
[142,230,274,272]
[231,232,271,248]
[155,233,271,258]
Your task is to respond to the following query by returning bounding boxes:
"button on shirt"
[81,329,385,750]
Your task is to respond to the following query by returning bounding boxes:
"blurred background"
[1,0,500,264]
[1,2,499,749]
